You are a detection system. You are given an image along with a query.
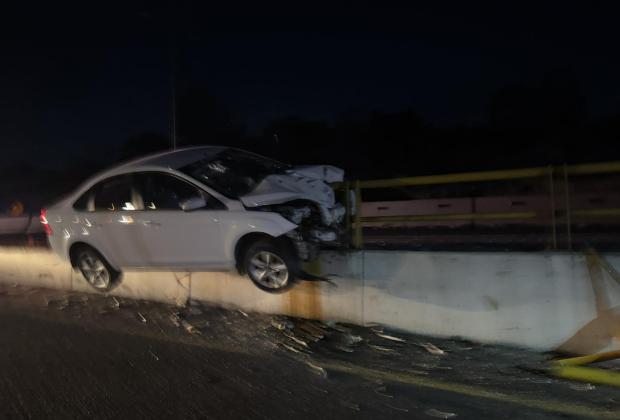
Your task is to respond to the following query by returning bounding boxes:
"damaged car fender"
[223,211,299,263]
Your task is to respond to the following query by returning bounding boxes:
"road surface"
[0,284,618,419]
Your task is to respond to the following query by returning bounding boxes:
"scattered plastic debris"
[425,408,457,418]
[110,297,120,309]
[283,331,308,348]
[324,321,350,333]
[375,332,406,343]
[181,320,200,334]
[169,312,181,327]
[298,321,326,339]
[569,383,596,391]
[281,343,301,353]
[420,342,446,355]
[342,334,363,346]
[271,318,293,331]
[374,386,393,398]
[526,377,554,384]
[238,309,249,317]
[385,403,408,412]
[306,360,327,378]
[368,344,396,353]
[137,312,147,323]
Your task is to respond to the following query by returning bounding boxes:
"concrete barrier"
[0,246,618,355]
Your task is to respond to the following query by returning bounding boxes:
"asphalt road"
[0,284,618,420]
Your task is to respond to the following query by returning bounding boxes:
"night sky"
[2,2,620,170]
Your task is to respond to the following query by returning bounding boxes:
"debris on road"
[281,343,301,354]
[298,321,326,339]
[305,360,328,378]
[569,383,596,391]
[419,342,446,355]
[283,330,309,348]
[137,312,147,323]
[169,312,181,327]
[238,309,249,318]
[385,403,408,412]
[375,332,406,343]
[425,408,457,418]
[110,297,120,309]
[335,345,355,353]
[368,344,396,353]
[374,385,393,398]
[342,334,363,346]
[181,319,200,334]
[271,317,294,331]
[324,320,350,333]
[148,350,160,361]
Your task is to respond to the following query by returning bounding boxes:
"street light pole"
[169,3,177,150]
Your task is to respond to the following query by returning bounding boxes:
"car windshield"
[179,149,291,199]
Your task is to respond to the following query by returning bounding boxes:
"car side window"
[93,175,136,211]
[73,190,92,211]
[138,172,225,211]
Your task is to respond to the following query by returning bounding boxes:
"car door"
[84,174,149,267]
[133,172,228,269]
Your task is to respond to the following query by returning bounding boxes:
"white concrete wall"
[0,246,618,354]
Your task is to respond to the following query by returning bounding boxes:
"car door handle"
[143,220,161,227]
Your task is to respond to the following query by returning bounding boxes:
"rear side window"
[137,172,225,211]
[93,175,136,211]
[73,190,92,211]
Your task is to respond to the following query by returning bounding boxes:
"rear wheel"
[73,246,119,292]
[243,240,296,293]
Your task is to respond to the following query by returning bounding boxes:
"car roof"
[115,146,227,171]
[62,146,227,202]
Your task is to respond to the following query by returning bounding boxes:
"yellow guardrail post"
[548,166,557,250]
[353,180,363,249]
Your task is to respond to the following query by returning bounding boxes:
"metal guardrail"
[338,161,620,249]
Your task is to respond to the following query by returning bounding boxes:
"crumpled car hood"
[239,165,344,208]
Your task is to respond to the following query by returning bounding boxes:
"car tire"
[242,240,297,293]
[73,246,120,292]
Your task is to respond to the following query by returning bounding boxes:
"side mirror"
[180,196,206,211]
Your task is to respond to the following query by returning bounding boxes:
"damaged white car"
[43,146,346,292]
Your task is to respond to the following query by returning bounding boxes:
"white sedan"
[43,147,345,292]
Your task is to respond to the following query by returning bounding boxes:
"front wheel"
[243,241,297,293]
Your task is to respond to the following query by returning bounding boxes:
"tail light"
[40,208,52,236]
